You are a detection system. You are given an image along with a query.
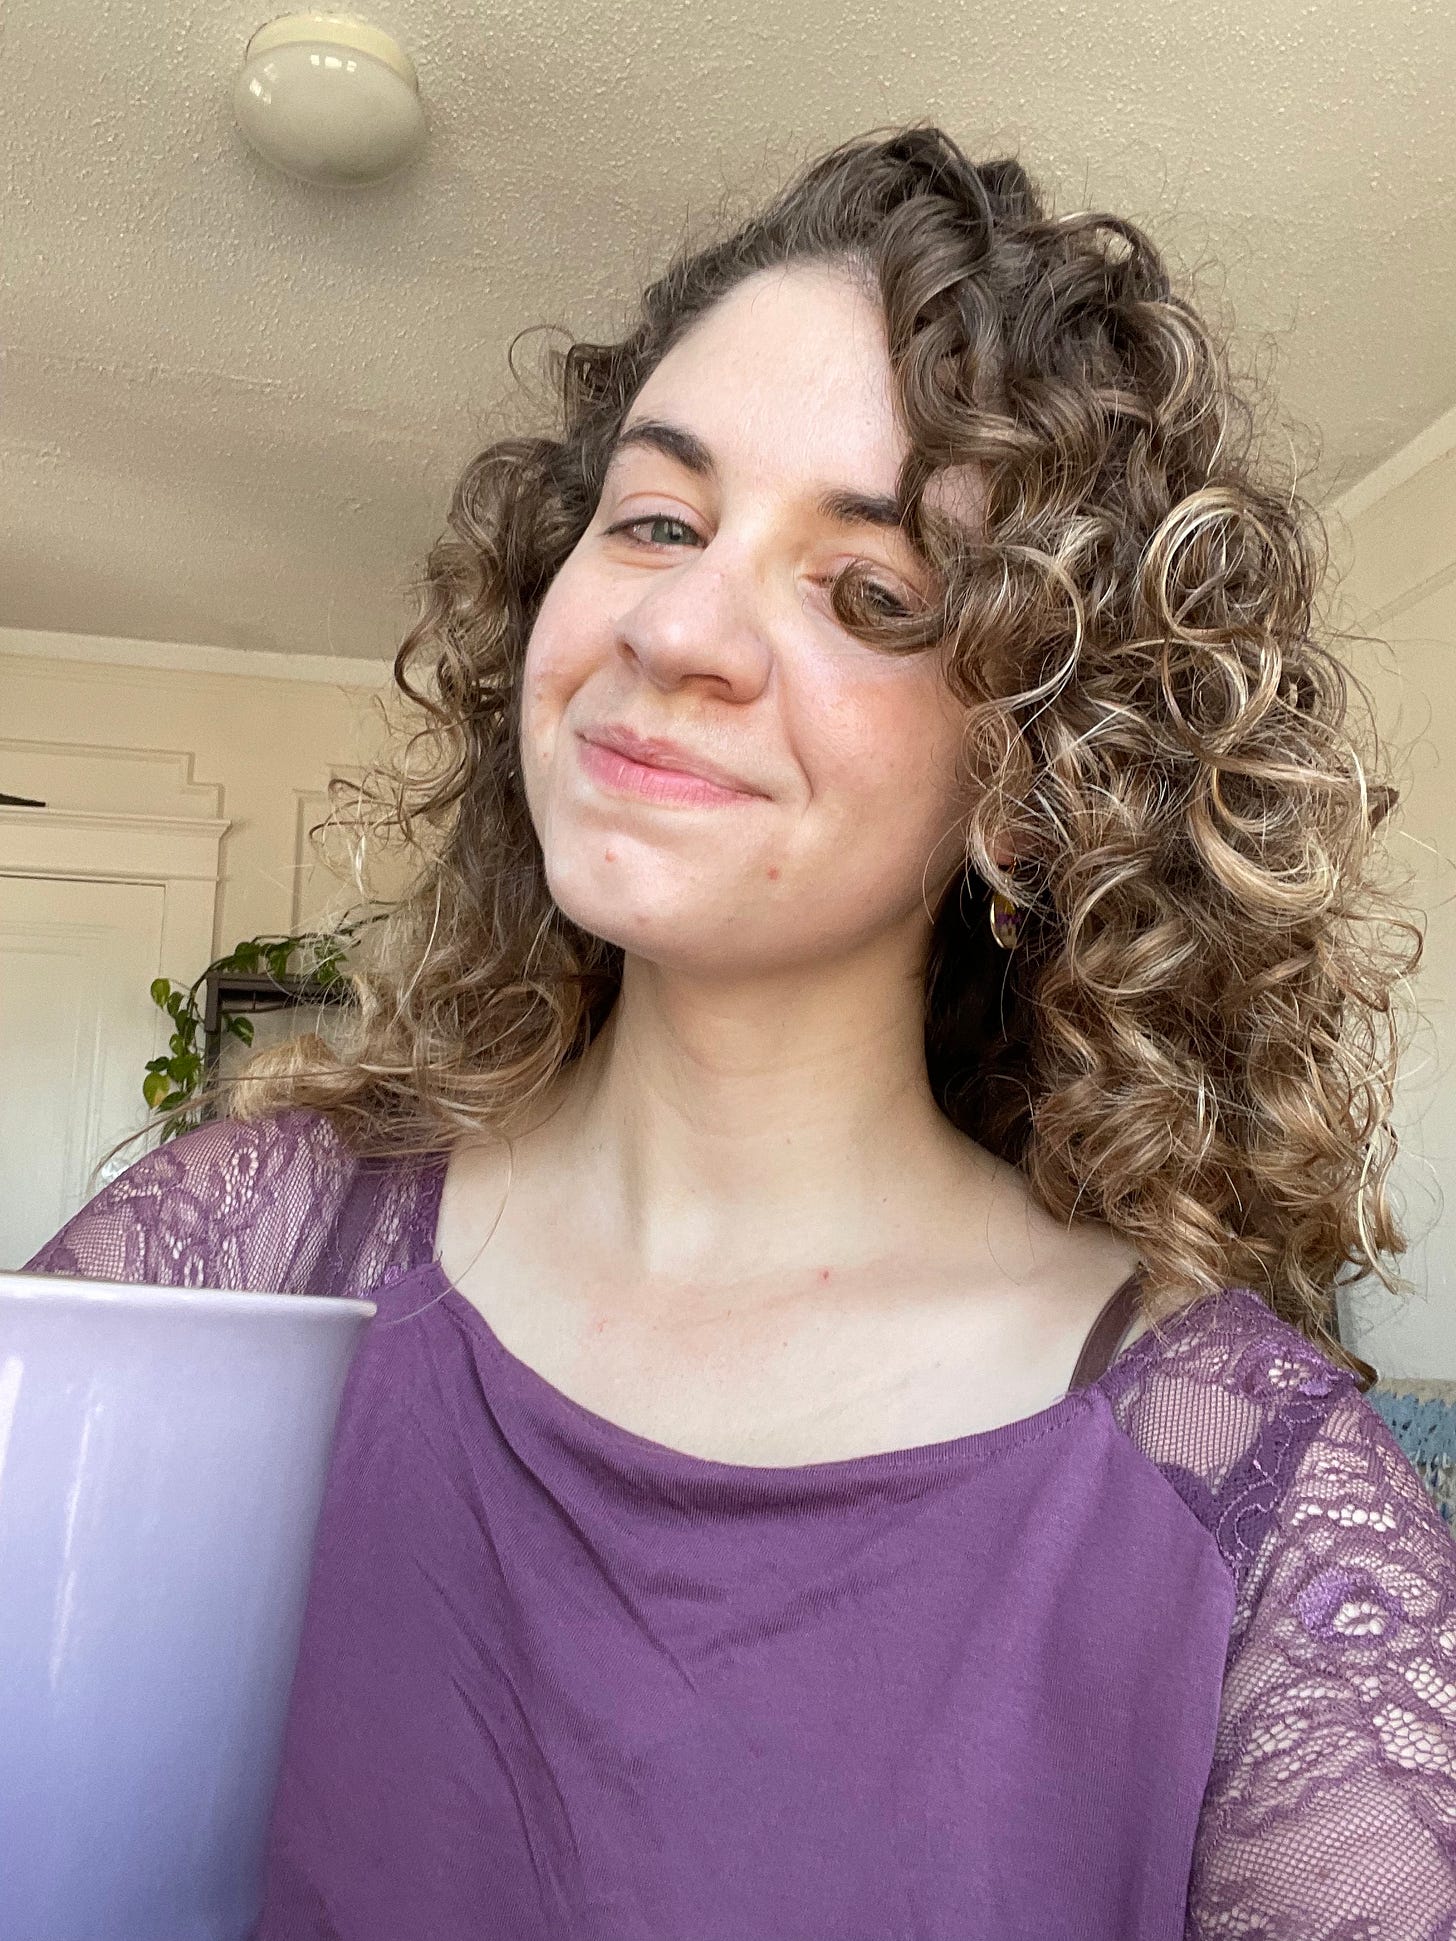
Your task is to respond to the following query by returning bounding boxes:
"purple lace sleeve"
[21,1108,438,1299]
[1101,1290,1456,1936]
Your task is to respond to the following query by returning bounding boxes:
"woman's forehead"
[625,267,985,539]
[639,268,893,425]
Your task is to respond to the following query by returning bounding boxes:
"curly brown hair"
[199,123,1419,1379]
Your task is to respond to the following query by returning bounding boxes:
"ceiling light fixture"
[234,14,426,186]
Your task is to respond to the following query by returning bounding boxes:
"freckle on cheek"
[767,866,780,881]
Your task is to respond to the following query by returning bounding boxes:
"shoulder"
[1102,1283,1353,1421]
[108,1107,359,1228]
[1096,1285,1368,1579]
[1178,1309,1456,1929]
[23,1107,362,1291]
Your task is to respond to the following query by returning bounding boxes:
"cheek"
[805,665,967,832]
[799,678,971,908]
[520,579,600,759]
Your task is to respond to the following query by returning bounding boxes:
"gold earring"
[989,887,1020,951]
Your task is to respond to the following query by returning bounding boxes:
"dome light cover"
[234,14,426,186]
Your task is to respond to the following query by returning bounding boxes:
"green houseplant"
[143,912,381,1137]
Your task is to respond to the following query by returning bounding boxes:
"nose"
[615,543,773,702]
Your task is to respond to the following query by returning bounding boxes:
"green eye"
[607,515,700,547]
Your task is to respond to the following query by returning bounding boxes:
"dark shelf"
[200,969,355,1085]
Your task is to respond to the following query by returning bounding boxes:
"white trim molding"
[1329,400,1456,527]
[0,625,394,689]
[0,737,224,820]
[0,807,228,881]
[0,806,230,980]
[1324,406,1456,633]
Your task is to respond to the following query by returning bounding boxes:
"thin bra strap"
[1068,1264,1146,1390]
[301,1154,388,1296]
[302,1150,444,1295]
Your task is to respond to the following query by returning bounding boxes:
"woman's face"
[520,261,979,978]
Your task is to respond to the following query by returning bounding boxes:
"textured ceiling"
[2,0,1453,661]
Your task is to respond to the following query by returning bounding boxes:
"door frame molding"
[0,806,229,975]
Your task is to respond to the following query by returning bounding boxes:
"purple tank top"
[24,1109,1456,1938]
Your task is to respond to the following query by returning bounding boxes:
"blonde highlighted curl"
[214,124,1419,1377]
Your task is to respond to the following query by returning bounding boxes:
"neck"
[523,946,988,1291]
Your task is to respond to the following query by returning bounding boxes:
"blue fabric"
[1368,1387,1456,1525]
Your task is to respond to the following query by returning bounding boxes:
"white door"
[0,873,168,1268]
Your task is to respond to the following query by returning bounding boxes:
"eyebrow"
[603,415,907,534]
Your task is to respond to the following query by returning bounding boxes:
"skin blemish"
[604,848,617,862]
[818,1267,831,1282]
[767,865,781,880]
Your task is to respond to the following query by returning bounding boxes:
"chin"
[543,863,758,972]
[546,852,685,940]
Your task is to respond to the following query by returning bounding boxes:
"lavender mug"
[0,1270,375,1940]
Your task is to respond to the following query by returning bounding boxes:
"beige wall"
[0,628,401,956]
[1327,405,1456,1378]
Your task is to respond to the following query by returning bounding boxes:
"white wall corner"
[1328,399,1456,528]
[1322,404,1456,633]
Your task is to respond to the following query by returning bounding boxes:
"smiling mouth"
[576,734,761,808]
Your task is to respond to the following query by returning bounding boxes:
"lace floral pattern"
[1100,1292,1456,1935]
[23,1109,434,1299]
[23,1110,1456,1935]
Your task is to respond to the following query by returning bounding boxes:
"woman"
[27,126,1455,1937]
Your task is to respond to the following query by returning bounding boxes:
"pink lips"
[577,736,758,807]
[576,726,761,807]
